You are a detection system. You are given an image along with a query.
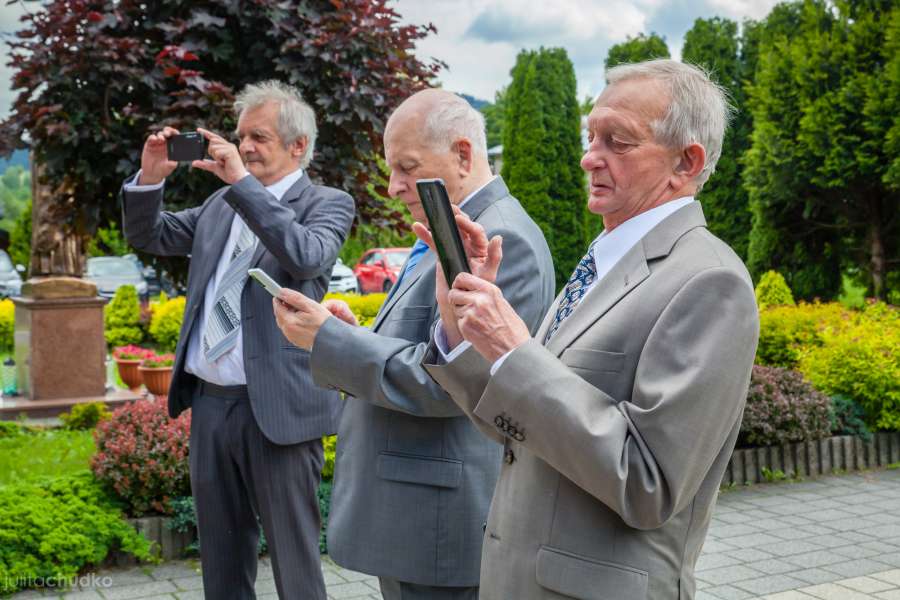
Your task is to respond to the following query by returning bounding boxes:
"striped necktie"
[202,219,258,362]
[545,244,597,343]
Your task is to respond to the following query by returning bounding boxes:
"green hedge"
[104,285,143,349]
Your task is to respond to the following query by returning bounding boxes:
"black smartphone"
[166,132,206,162]
[415,178,471,285]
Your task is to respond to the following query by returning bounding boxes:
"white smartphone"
[248,268,283,297]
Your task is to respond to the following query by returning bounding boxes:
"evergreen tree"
[502,48,585,289]
[605,33,670,69]
[481,87,507,148]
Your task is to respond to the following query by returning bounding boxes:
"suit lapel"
[249,172,313,269]
[372,252,436,331]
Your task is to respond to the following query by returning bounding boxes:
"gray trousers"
[190,382,326,600]
[378,577,479,600]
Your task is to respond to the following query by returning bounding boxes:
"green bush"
[0,421,21,438]
[104,285,143,349]
[755,270,795,310]
[0,429,95,487]
[8,199,31,275]
[799,301,900,431]
[830,395,873,442]
[756,302,848,368]
[322,435,336,481]
[0,472,153,595]
[59,402,111,431]
[148,295,185,352]
[324,292,387,328]
[0,298,14,352]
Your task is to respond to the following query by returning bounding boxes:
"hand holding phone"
[167,131,207,162]
[415,178,471,285]
[248,268,283,297]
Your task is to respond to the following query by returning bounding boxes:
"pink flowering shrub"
[91,397,191,516]
[739,365,833,447]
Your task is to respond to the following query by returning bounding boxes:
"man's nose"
[581,149,603,172]
[387,172,405,198]
[239,138,254,156]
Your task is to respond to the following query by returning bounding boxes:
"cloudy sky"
[0,0,780,119]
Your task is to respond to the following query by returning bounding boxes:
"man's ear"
[452,139,474,176]
[291,136,309,159]
[672,142,706,190]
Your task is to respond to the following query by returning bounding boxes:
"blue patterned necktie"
[545,244,597,342]
[394,240,430,291]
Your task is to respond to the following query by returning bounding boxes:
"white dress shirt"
[125,167,305,385]
[436,196,695,373]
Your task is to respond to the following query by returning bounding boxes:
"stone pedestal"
[12,277,106,400]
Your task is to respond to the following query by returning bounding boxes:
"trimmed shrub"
[59,402,111,431]
[322,435,336,481]
[799,301,900,430]
[148,295,185,353]
[104,285,143,349]
[755,270,795,310]
[0,472,153,595]
[324,292,387,327]
[0,298,13,352]
[830,394,873,442]
[756,302,849,368]
[740,365,833,447]
[91,397,191,516]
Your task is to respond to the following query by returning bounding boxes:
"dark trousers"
[190,382,326,600]
[378,577,479,600]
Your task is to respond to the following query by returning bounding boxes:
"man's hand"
[412,206,502,351]
[138,126,180,185]
[447,273,531,363]
[322,299,359,327]
[191,128,249,185]
[272,288,333,351]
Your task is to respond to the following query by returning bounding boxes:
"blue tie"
[545,244,597,342]
[394,240,429,291]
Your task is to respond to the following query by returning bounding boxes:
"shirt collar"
[264,167,305,202]
[458,176,497,210]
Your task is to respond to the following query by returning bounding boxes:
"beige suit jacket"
[424,201,759,600]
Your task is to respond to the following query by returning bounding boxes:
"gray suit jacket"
[122,173,355,444]
[424,202,760,600]
[310,177,555,586]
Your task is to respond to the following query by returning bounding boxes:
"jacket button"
[504,448,515,464]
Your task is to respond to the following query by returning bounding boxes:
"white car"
[328,258,359,294]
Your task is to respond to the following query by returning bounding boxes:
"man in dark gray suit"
[272,89,555,599]
[122,80,354,600]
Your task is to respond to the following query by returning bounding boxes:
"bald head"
[387,89,489,161]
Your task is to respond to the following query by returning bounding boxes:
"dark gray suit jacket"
[310,177,555,586]
[122,173,355,444]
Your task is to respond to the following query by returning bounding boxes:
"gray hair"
[605,59,733,185]
[423,93,488,160]
[234,80,318,168]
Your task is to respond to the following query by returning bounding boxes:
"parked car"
[353,247,411,294]
[122,253,181,297]
[328,258,359,294]
[85,256,149,301]
[0,250,23,298]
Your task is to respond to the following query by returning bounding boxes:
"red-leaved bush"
[739,365,832,447]
[91,397,190,516]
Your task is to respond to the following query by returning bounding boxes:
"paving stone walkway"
[8,468,900,599]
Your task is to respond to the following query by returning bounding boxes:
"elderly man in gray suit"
[419,60,760,600]
[122,80,354,600]
[272,89,555,599]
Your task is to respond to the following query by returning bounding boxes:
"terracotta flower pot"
[115,359,144,393]
[139,366,173,398]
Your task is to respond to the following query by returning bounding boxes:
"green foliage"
[324,292,387,328]
[0,298,14,353]
[104,285,143,349]
[148,296,185,353]
[0,165,31,235]
[318,480,332,554]
[755,270,796,310]
[87,221,132,258]
[605,32,670,69]
[0,429,95,487]
[59,402,111,431]
[322,435,337,481]
[744,0,900,301]
[8,198,31,275]
[481,87,508,148]
[503,47,584,289]
[830,394,873,442]
[756,302,847,368]
[0,473,154,595]
[761,467,789,483]
[0,421,22,438]
[799,302,900,431]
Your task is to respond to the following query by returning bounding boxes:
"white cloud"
[0,1,29,120]
[705,0,782,20]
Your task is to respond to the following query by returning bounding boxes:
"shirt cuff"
[123,170,165,191]
[435,319,472,364]
[490,348,516,376]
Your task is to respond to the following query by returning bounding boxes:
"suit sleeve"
[310,225,552,418]
[223,176,355,280]
[472,267,759,529]
[121,176,206,256]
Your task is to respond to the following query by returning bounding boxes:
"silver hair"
[605,59,733,186]
[422,93,488,160]
[234,80,318,168]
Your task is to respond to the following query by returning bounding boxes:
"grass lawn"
[0,428,96,486]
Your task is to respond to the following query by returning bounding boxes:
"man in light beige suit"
[416,59,760,600]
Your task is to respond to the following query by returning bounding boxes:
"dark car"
[352,247,411,294]
[0,250,24,298]
[85,256,149,301]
